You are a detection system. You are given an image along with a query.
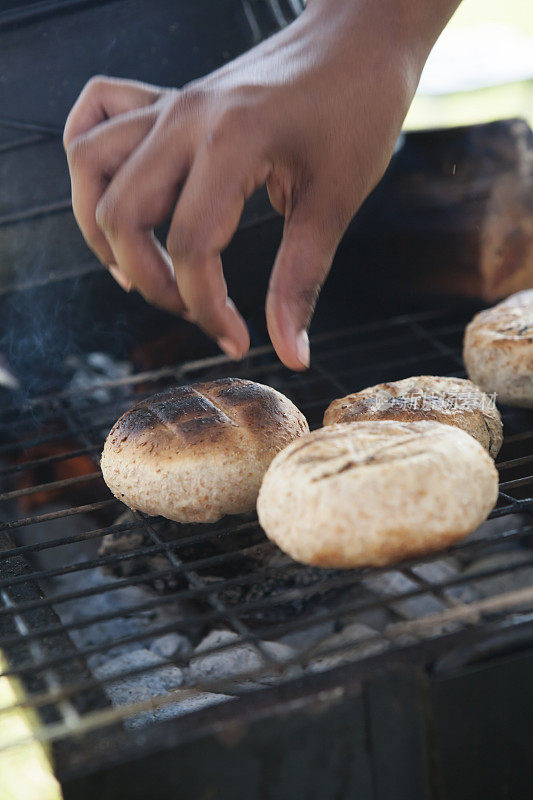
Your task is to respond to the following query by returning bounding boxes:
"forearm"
[303,0,462,72]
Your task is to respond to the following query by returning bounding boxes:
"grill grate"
[1,305,532,761]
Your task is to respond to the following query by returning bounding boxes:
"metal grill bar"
[0,514,530,628]
[0,471,102,502]
[4,586,533,756]
[0,133,48,154]
[0,304,531,759]
[0,589,80,736]
[0,308,457,417]
[3,524,533,682]
[3,579,533,735]
[0,525,533,647]
[0,115,62,135]
[0,198,71,228]
[0,445,100,476]
[0,520,138,562]
[0,499,118,531]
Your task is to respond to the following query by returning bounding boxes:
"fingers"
[94,117,194,314]
[266,191,349,370]
[165,141,269,358]
[63,75,162,149]
[101,226,186,315]
[67,108,158,267]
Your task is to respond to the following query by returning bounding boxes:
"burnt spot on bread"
[108,384,236,448]
[206,378,298,435]
[105,378,304,453]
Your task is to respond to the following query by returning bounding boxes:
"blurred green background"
[406,0,533,129]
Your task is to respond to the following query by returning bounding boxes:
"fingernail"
[217,337,244,360]
[109,266,133,293]
[296,330,310,368]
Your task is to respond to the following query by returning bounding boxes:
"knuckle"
[95,193,128,237]
[178,85,206,113]
[66,135,90,170]
[162,85,205,125]
[84,74,108,96]
[166,224,204,263]
[207,106,250,148]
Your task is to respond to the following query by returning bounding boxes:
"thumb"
[266,192,347,371]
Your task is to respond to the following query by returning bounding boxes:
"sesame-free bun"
[257,421,498,568]
[323,375,503,457]
[101,378,309,523]
[463,290,533,408]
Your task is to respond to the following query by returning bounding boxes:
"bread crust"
[257,421,498,568]
[323,375,503,457]
[101,378,309,523]
[463,289,533,408]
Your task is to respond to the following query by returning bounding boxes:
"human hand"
[64,0,458,369]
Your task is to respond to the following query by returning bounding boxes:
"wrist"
[302,0,460,72]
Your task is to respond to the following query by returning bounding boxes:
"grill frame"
[0,302,532,789]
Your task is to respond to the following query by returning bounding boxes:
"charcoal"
[453,513,530,566]
[150,633,191,660]
[465,550,533,604]
[100,513,353,627]
[306,622,385,674]
[361,570,450,620]
[277,620,336,650]
[411,559,479,604]
[93,648,232,728]
[188,629,298,691]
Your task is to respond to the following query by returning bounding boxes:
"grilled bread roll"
[101,379,309,523]
[463,289,533,408]
[257,421,498,568]
[323,375,503,457]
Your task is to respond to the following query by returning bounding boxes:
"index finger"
[63,75,162,149]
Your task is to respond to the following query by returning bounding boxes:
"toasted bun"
[257,421,498,568]
[463,289,533,408]
[101,379,309,523]
[323,375,503,457]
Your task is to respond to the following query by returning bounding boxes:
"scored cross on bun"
[257,421,498,569]
[323,375,503,458]
[463,289,533,408]
[101,378,309,523]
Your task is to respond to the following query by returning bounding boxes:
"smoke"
[0,271,85,399]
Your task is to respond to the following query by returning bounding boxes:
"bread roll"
[323,375,503,457]
[257,421,498,568]
[463,289,533,407]
[101,378,309,523]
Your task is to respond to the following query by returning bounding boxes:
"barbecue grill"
[1,300,533,799]
[1,1,533,798]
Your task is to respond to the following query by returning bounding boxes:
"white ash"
[65,352,132,405]
[13,492,533,729]
[361,570,450,620]
[305,622,385,674]
[410,560,480,605]
[188,629,298,691]
[150,633,191,660]
[464,550,533,606]
[94,649,232,729]
[454,514,528,565]
[277,620,336,650]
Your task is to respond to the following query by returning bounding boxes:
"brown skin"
[64,0,461,369]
